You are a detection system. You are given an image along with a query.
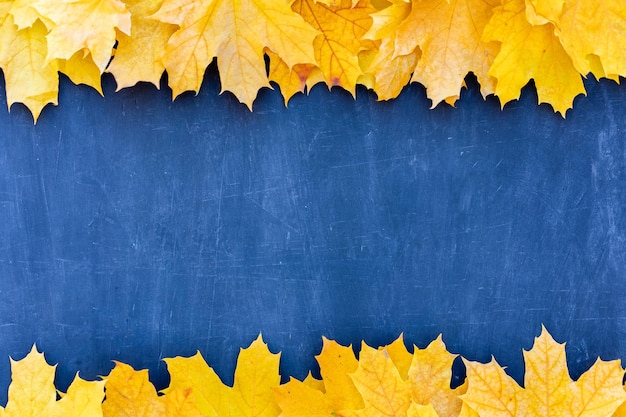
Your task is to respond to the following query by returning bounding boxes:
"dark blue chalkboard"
[0,66,625,399]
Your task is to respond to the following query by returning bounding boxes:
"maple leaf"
[55,51,104,94]
[341,342,412,417]
[103,361,206,417]
[291,0,376,95]
[17,0,131,72]
[366,0,499,106]
[275,338,363,417]
[482,0,584,115]
[266,49,324,105]
[151,0,318,109]
[530,0,626,80]
[1,345,105,417]
[408,335,473,417]
[462,327,626,417]
[108,0,177,90]
[102,361,165,417]
[0,3,57,123]
[164,335,281,417]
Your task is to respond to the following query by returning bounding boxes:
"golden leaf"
[165,335,281,417]
[55,51,103,94]
[266,48,323,105]
[409,335,467,417]
[367,0,499,106]
[102,361,165,417]
[462,327,626,417]
[108,0,177,90]
[275,338,363,417]
[0,5,57,122]
[533,0,626,80]
[382,334,413,379]
[151,0,318,109]
[482,0,584,115]
[342,343,412,417]
[291,0,376,95]
[2,346,105,417]
[162,388,207,417]
[24,0,131,71]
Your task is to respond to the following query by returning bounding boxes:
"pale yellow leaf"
[409,335,465,417]
[55,52,103,94]
[0,8,57,122]
[546,0,626,80]
[482,0,584,115]
[24,0,130,71]
[152,0,318,109]
[53,374,106,417]
[108,0,177,89]
[342,343,412,417]
[462,327,626,417]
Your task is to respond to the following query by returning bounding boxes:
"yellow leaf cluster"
[1,329,626,417]
[0,0,625,120]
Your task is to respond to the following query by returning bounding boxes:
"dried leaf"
[152,0,318,108]
[462,327,626,417]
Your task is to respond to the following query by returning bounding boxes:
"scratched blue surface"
[0,67,625,398]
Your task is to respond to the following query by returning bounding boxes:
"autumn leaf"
[342,342,412,417]
[164,335,281,417]
[291,0,376,95]
[102,361,165,417]
[275,338,363,417]
[108,0,177,90]
[266,50,324,105]
[482,0,584,115]
[19,0,131,71]
[1,345,105,417]
[103,361,207,417]
[151,0,318,109]
[0,3,57,122]
[531,0,626,81]
[366,0,499,106]
[462,327,626,417]
[55,51,104,94]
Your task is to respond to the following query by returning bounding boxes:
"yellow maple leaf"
[482,0,584,115]
[408,335,470,417]
[367,0,499,106]
[103,361,206,417]
[531,0,626,80]
[275,338,363,417]
[108,0,177,90]
[164,335,281,417]
[382,335,413,379]
[102,361,165,417]
[27,0,130,71]
[0,3,57,123]
[291,0,376,95]
[462,327,626,417]
[2,346,105,417]
[151,0,318,109]
[341,342,412,417]
[524,0,563,25]
[55,51,104,94]
[266,50,324,105]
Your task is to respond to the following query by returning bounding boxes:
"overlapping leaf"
[462,326,626,417]
[2,0,626,120]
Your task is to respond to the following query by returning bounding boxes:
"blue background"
[0,67,625,396]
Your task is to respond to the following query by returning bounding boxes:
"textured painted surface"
[0,68,624,399]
